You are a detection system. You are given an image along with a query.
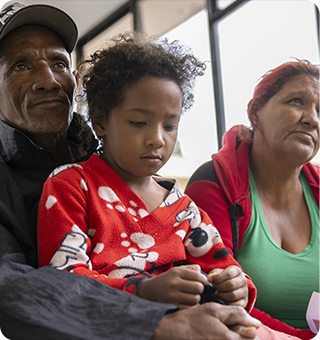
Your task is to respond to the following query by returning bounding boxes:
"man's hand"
[208,266,248,308]
[137,264,207,308]
[151,303,261,340]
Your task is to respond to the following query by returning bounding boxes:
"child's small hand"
[207,266,248,308]
[137,264,207,308]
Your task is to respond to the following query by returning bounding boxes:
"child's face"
[95,76,182,183]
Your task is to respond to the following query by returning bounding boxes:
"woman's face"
[254,74,319,164]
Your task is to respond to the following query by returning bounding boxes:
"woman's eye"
[290,98,303,104]
[130,121,146,127]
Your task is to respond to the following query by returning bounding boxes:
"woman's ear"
[251,109,260,129]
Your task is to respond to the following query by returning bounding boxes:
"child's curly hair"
[78,32,207,125]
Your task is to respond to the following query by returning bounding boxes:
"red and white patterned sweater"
[37,154,256,311]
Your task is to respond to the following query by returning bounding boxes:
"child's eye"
[164,125,177,132]
[130,121,146,127]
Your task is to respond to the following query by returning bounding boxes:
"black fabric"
[0,115,171,340]
[228,204,244,259]
[186,160,220,187]
[0,262,171,340]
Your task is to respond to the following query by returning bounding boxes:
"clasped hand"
[208,265,249,308]
[137,264,248,309]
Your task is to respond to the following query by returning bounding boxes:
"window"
[156,9,217,190]
[218,0,319,165]
[218,0,319,131]
[73,0,320,174]
[82,13,133,59]
[138,0,206,37]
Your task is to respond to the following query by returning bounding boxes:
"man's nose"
[32,63,61,91]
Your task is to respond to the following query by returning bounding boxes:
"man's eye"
[14,64,28,71]
[130,121,146,127]
[53,62,67,69]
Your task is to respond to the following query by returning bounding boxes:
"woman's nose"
[302,108,319,129]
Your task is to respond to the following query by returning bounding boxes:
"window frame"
[76,0,320,149]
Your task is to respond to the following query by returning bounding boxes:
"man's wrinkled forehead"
[0,24,70,61]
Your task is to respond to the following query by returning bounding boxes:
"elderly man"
[0,3,261,340]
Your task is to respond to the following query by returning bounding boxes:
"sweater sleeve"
[185,180,236,256]
[250,307,316,340]
[183,198,257,312]
[37,170,154,295]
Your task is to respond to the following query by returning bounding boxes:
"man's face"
[0,25,76,139]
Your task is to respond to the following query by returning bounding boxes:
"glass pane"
[138,0,206,37]
[157,10,217,190]
[219,0,319,165]
[218,0,319,133]
[82,13,133,59]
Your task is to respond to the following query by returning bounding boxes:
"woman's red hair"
[248,59,319,123]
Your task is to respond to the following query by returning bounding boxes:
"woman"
[185,60,319,340]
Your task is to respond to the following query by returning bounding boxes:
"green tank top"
[237,170,319,329]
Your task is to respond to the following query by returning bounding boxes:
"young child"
[37,32,256,311]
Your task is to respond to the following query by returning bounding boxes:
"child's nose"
[146,127,165,148]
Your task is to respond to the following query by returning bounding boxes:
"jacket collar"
[213,125,252,205]
[0,113,97,173]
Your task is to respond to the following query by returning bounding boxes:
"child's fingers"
[214,273,247,293]
[216,285,247,301]
[177,276,205,295]
[185,264,202,272]
[176,265,207,286]
[171,290,202,307]
[208,265,242,285]
[207,266,248,307]
[215,283,248,308]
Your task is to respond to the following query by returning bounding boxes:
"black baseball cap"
[0,2,78,53]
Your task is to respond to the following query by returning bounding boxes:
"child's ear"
[73,70,80,92]
[93,117,108,139]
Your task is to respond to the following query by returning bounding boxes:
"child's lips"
[141,154,161,160]
[141,154,162,165]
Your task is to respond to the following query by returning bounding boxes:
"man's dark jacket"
[0,114,172,340]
